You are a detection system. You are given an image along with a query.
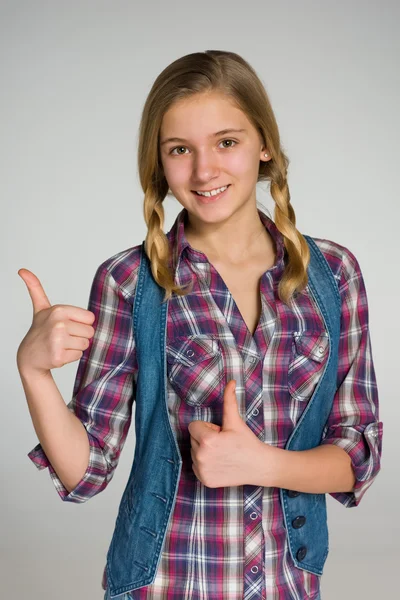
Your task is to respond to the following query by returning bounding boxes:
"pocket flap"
[293,330,329,363]
[166,336,220,367]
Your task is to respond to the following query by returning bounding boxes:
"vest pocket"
[288,330,329,402]
[166,336,225,407]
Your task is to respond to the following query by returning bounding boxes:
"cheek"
[229,152,258,180]
[163,161,191,187]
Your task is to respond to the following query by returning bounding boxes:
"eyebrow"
[160,128,247,146]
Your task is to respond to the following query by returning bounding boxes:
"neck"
[184,206,275,266]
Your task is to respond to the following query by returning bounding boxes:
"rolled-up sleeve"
[319,248,383,507]
[27,260,138,503]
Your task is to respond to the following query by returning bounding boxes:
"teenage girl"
[17,50,383,600]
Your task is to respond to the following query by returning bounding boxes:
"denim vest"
[103,235,341,598]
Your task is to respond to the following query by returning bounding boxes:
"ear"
[260,148,271,162]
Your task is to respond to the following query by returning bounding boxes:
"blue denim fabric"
[103,236,340,598]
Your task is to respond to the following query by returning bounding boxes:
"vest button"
[292,515,306,529]
[287,489,301,498]
[296,546,307,561]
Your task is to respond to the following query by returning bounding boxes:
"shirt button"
[250,511,258,520]
[318,346,324,354]
[249,356,257,364]
[185,349,194,357]
[250,565,259,574]
[252,408,259,417]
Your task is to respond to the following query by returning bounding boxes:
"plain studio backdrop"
[1,1,398,598]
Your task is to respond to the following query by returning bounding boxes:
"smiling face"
[159,91,270,227]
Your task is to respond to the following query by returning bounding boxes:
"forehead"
[160,92,252,137]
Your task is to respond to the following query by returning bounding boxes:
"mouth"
[192,184,231,204]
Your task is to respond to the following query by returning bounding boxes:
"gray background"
[2,0,398,597]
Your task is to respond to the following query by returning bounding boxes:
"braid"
[269,153,311,305]
[143,189,193,303]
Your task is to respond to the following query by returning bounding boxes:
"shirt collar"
[166,207,286,278]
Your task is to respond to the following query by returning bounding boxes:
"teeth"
[196,185,228,197]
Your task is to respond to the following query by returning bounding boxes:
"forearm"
[258,442,356,493]
[19,366,90,493]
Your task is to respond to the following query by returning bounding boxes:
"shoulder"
[92,243,143,302]
[308,235,365,297]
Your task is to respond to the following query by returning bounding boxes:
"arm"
[19,366,90,493]
[26,262,138,502]
[317,248,383,507]
[256,443,356,493]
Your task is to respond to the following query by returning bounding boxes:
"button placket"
[243,354,265,598]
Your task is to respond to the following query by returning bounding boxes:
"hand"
[188,379,268,488]
[17,268,96,374]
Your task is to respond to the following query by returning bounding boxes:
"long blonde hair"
[137,50,310,307]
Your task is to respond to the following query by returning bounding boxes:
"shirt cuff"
[319,420,383,507]
[27,430,110,503]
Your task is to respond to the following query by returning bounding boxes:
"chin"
[190,204,238,224]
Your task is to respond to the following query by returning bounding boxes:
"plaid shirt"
[28,207,383,599]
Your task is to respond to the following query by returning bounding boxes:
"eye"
[169,139,238,155]
[170,146,189,156]
[220,139,237,149]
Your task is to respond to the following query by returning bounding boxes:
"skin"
[159,91,273,265]
[159,91,275,487]
[188,380,269,488]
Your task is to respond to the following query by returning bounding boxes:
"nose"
[192,149,221,184]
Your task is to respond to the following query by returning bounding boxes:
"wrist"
[253,440,280,487]
[17,362,52,382]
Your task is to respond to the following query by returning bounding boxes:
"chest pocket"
[166,336,225,407]
[288,330,329,402]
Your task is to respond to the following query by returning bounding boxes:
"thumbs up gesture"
[188,380,268,488]
[16,268,96,375]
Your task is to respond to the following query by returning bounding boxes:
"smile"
[194,184,229,197]
[192,184,231,204]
